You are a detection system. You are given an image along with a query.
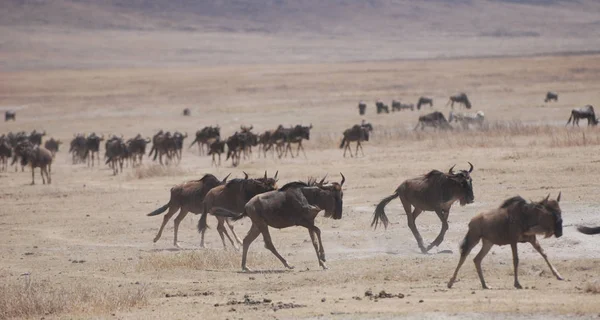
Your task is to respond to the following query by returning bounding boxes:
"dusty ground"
[1,54,600,319]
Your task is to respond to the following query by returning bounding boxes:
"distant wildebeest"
[340,122,372,158]
[44,138,62,158]
[392,100,414,111]
[376,100,389,114]
[447,194,563,289]
[189,126,221,155]
[12,141,53,185]
[28,130,46,146]
[448,111,485,129]
[225,131,245,167]
[372,163,475,253]
[417,96,433,110]
[85,132,104,167]
[545,91,558,103]
[358,101,367,115]
[104,136,127,175]
[257,130,277,158]
[414,111,452,130]
[577,225,600,235]
[212,174,345,271]
[270,124,312,159]
[208,139,226,166]
[127,134,151,166]
[0,136,12,172]
[446,92,472,109]
[172,131,188,163]
[566,105,598,126]
[69,134,87,164]
[5,111,16,121]
[147,173,230,248]
[149,131,176,165]
[197,172,278,249]
[183,108,191,116]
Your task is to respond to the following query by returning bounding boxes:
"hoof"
[242,267,253,272]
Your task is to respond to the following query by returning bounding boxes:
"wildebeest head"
[447,162,474,206]
[317,173,345,220]
[256,170,278,189]
[537,193,563,238]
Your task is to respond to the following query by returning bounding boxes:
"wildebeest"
[208,139,226,166]
[29,130,46,146]
[0,136,12,172]
[566,105,598,126]
[197,172,278,249]
[172,131,188,163]
[577,225,600,235]
[545,91,558,103]
[270,124,312,159]
[448,111,485,129]
[5,111,16,121]
[447,194,563,289]
[358,101,367,115]
[85,132,104,167]
[127,134,151,166]
[414,111,452,130]
[149,131,176,165]
[104,136,127,175]
[12,141,53,185]
[147,173,230,248]
[69,134,87,164]
[183,108,191,116]
[446,93,472,109]
[417,96,433,110]
[392,100,414,111]
[376,100,389,114]
[372,163,475,253]
[212,174,345,271]
[340,122,372,157]
[44,138,62,158]
[189,126,221,155]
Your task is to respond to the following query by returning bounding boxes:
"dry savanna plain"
[2,54,600,319]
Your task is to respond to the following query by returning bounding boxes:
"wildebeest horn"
[249,125,253,130]
[222,173,231,183]
[264,170,267,179]
[243,171,248,179]
[274,170,278,180]
[340,172,345,186]
[468,162,474,173]
[319,174,328,186]
[309,123,313,129]
[557,191,561,203]
[542,193,550,204]
[449,164,456,174]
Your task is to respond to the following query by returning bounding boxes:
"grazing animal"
[372,163,475,253]
[376,100,389,114]
[197,172,278,249]
[448,111,485,129]
[566,105,598,126]
[212,174,345,271]
[414,111,452,130]
[147,173,230,248]
[577,225,600,235]
[358,101,367,115]
[446,93,472,109]
[12,142,53,185]
[545,91,558,103]
[447,194,563,289]
[183,108,191,116]
[340,122,372,157]
[44,138,62,158]
[417,96,433,110]
[5,111,16,121]
[392,100,414,111]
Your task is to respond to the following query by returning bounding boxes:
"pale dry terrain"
[1,55,600,319]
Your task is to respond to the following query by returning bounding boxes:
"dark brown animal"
[358,101,367,115]
[566,105,597,126]
[12,142,53,185]
[376,100,389,114]
[208,139,226,166]
[69,134,87,164]
[414,111,452,130]
[183,108,191,116]
[392,100,414,111]
[417,96,433,110]
[85,133,104,167]
[147,173,229,248]
[127,134,151,166]
[5,111,16,121]
[189,126,220,155]
[447,194,563,289]
[545,91,558,103]
[212,174,345,271]
[104,136,126,175]
[44,138,62,158]
[28,130,46,146]
[577,225,600,235]
[372,163,475,253]
[446,93,472,109]
[197,171,278,249]
[340,123,371,157]
[0,136,12,172]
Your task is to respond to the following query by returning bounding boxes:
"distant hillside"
[2,0,600,70]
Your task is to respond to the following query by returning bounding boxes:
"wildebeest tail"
[339,136,346,149]
[147,202,170,216]
[371,192,398,229]
[213,207,246,221]
[459,231,471,254]
[198,203,210,233]
[566,113,573,125]
[464,98,472,109]
[188,137,199,149]
[577,225,600,235]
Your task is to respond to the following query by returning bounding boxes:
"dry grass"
[0,277,148,320]
[129,164,189,180]
[137,249,278,272]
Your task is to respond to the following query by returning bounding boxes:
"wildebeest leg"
[216,217,238,249]
[357,141,364,157]
[426,209,449,251]
[284,142,294,158]
[47,164,51,184]
[211,154,216,167]
[31,166,35,185]
[260,225,294,270]
[226,219,243,246]
[40,166,46,184]
[172,209,189,248]
[510,242,522,289]
[218,153,221,166]
[298,142,307,159]
[241,224,261,272]
[342,142,350,158]
[530,238,563,280]
[405,206,427,253]
[447,231,481,288]
[474,239,494,289]
[308,226,328,269]
[153,205,179,243]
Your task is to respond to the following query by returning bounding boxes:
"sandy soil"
[1,54,600,319]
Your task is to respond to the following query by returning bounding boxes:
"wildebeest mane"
[225,178,245,188]
[279,181,309,191]
[500,196,527,209]
[199,173,219,182]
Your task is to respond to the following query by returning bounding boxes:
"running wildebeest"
[414,111,452,130]
[392,100,414,111]
[127,134,151,166]
[5,111,16,121]
[183,108,191,116]
[44,138,62,158]
[172,131,188,163]
[446,93,472,109]
[447,194,563,289]
[566,105,598,126]
[376,100,389,114]
[358,101,367,115]
[85,132,104,167]
[212,174,345,271]
[105,136,127,175]
[69,134,87,164]
[577,225,600,235]
[340,122,372,157]
[270,124,312,159]
[197,172,278,249]
[545,91,558,103]
[208,139,226,166]
[12,141,53,185]
[189,126,221,155]
[417,96,433,110]
[372,163,475,253]
[149,131,177,165]
[28,130,46,146]
[0,136,12,172]
[448,111,485,129]
[147,173,230,248]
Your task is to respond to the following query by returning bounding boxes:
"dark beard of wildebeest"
[448,194,564,290]
[12,141,53,185]
[358,101,367,115]
[414,111,452,131]
[5,111,16,121]
[44,138,62,159]
[545,91,558,103]
[147,173,230,248]
[197,171,278,249]
[372,163,475,253]
[577,225,600,235]
[126,134,151,166]
[189,126,220,155]
[28,130,46,146]
[417,96,433,110]
[0,136,12,172]
[392,100,414,112]
[340,123,372,158]
[566,105,598,126]
[85,132,104,167]
[69,134,87,165]
[208,139,226,167]
[446,92,472,109]
[210,174,345,272]
[376,100,389,114]
[104,136,127,175]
